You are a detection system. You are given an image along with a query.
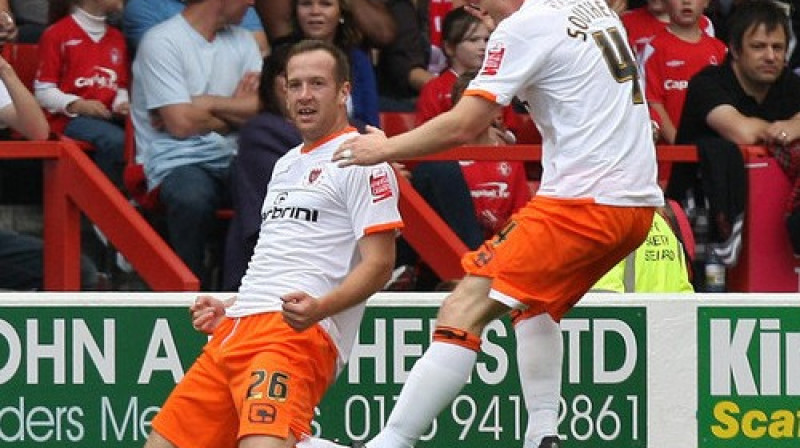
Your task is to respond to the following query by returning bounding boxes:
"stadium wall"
[0,293,797,448]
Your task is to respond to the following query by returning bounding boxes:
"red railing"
[1,140,706,290]
[0,140,198,290]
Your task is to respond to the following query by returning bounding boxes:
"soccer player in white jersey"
[143,40,402,448]
[330,0,664,447]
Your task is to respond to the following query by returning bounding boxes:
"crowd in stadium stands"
[0,0,797,291]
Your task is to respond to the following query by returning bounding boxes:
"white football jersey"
[228,128,403,368]
[465,0,664,207]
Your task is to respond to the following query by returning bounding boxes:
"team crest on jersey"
[110,48,122,66]
[369,168,393,203]
[305,166,325,186]
[497,161,511,177]
[481,42,506,76]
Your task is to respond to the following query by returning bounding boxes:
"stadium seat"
[122,116,162,211]
[2,43,39,90]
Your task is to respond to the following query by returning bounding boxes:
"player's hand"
[281,291,322,331]
[190,295,227,334]
[333,125,390,167]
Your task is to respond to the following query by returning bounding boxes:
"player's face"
[665,0,708,28]
[296,0,341,42]
[286,49,350,142]
[733,23,787,86]
[450,22,490,73]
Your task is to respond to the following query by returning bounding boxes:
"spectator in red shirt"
[35,0,129,191]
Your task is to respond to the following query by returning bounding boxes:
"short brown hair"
[286,39,351,85]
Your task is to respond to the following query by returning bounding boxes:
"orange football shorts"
[462,196,654,322]
[152,312,338,447]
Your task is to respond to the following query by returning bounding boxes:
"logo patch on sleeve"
[369,168,393,203]
[481,42,506,76]
[248,403,277,424]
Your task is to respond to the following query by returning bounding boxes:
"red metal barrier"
[0,140,199,291]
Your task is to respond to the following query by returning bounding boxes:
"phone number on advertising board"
[313,393,641,443]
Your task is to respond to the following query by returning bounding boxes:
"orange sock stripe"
[433,326,481,352]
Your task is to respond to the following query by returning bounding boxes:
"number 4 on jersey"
[592,27,644,105]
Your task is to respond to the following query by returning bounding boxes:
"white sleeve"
[0,80,11,129]
[34,81,80,116]
[112,88,129,112]
[0,79,12,110]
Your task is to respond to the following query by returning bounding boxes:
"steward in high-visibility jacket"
[592,211,694,293]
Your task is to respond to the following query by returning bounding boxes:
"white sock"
[516,313,562,448]
[367,341,478,448]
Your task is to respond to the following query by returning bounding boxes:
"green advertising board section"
[0,293,797,447]
[317,303,646,448]
[697,305,800,447]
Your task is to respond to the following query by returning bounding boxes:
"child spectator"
[416,6,489,124]
[34,0,129,191]
[622,0,715,62]
[642,0,727,144]
[416,6,519,136]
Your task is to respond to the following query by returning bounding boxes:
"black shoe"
[538,436,561,448]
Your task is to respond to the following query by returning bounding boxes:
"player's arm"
[281,230,396,331]
[335,94,501,165]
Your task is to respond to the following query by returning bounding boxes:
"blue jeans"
[158,164,229,286]
[64,116,125,190]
